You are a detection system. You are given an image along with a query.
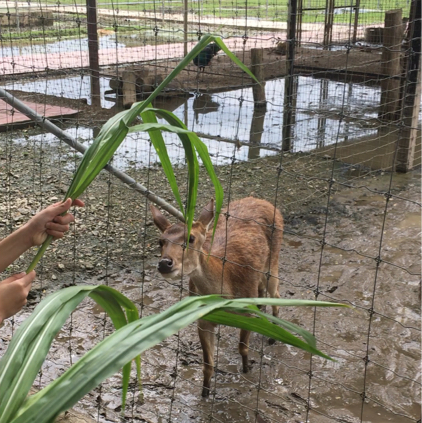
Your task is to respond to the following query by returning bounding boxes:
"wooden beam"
[86,0,101,108]
[396,0,421,172]
[250,48,267,110]
[379,9,403,121]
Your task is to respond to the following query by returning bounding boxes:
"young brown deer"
[150,197,284,397]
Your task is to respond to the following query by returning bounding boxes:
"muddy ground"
[0,126,420,423]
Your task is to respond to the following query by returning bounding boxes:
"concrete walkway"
[0,98,77,127]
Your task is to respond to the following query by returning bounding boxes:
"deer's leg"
[198,319,216,397]
[239,329,251,373]
[268,258,281,318]
[263,259,281,345]
[258,286,266,312]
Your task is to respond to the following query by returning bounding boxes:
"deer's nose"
[158,258,174,274]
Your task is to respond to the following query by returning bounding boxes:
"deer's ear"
[150,205,172,233]
[198,199,214,230]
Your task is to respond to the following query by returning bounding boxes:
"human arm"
[0,198,84,273]
[0,271,36,325]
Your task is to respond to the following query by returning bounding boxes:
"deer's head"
[150,200,214,278]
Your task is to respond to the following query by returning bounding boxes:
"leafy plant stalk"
[0,285,347,422]
[26,35,259,273]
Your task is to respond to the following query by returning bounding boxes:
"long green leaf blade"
[0,286,139,423]
[141,108,199,236]
[149,108,223,235]
[88,286,140,410]
[10,295,345,422]
[0,290,90,422]
[139,110,185,215]
[142,108,204,236]
[212,37,260,84]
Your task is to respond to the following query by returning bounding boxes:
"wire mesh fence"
[0,0,420,422]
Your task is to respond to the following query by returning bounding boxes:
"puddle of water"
[8,75,396,166]
[321,270,343,283]
[13,125,278,167]
[177,77,381,152]
[397,212,421,229]
[0,35,125,57]
[354,194,387,206]
[287,240,303,248]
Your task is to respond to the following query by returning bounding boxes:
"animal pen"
[0,0,420,421]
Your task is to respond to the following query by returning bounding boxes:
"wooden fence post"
[396,0,421,172]
[248,108,266,160]
[86,0,101,109]
[250,48,267,110]
[282,0,298,151]
[379,9,402,121]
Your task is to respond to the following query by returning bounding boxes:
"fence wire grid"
[0,0,420,422]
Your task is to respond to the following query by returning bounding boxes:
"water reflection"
[6,75,393,163]
[173,77,381,152]
[248,107,266,160]
[13,126,277,169]
[192,94,220,124]
[0,35,124,57]
[316,79,329,148]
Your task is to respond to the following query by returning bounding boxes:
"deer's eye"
[189,235,195,244]
[159,239,164,248]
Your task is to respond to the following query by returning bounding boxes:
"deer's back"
[203,197,283,266]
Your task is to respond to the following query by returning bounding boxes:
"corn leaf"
[131,109,200,237]
[1,290,347,422]
[26,34,254,272]
[137,110,185,215]
[148,108,223,236]
[212,37,260,83]
[88,288,140,410]
[65,119,128,201]
[0,285,139,423]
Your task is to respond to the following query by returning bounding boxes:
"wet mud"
[0,132,420,423]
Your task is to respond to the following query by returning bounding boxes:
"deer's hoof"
[202,386,210,397]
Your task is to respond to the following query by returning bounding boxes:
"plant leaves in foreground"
[0,285,139,423]
[0,287,347,422]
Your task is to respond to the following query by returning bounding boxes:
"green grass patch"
[41,0,410,24]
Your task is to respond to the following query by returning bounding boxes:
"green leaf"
[0,286,139,423]
[138,110,185,216]
[149,108,223,237]
[212,37,260,84]
[138,108,200,238]
[88,287,140,410]
[204,309,330,358]
[3,292,346,422]
[26,34,258,272]
[127,122,193,135]
[0,287,90,422]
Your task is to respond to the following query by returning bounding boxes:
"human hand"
[0,271,36,324]
[25,198,85,247]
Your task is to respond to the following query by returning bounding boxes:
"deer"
[150,197,284,397]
